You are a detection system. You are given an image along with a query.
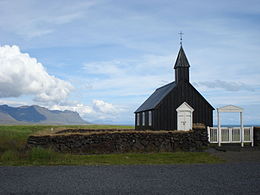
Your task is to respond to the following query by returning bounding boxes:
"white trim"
[251,126,254,147]
[176,102,194,112]
[208,126,254,145]
[217,105,244,147]
[218,105,243,112]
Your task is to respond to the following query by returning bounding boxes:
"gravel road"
[210,150,260,163]
[1,163,260,194]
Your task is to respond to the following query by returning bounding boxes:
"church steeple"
[174,46,190,84]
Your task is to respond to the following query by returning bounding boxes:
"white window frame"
[137,113,140,126]
[142,112,145,126]
[148,111,152,126]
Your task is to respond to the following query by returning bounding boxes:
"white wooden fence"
[207,126,254,147]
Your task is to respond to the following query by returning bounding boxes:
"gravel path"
[206,146,260,163]
[210,151,260,163]
[1,163,260,194]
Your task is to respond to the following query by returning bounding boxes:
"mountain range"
[0,105,88,125]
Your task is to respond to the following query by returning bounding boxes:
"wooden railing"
[207,126,254,147]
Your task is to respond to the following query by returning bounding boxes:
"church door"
[178,111,192,130]
[176,102,194,131]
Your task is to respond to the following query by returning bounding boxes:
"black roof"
[174,46,190,69]
[135,82,176,113]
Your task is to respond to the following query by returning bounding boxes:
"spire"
[174,46,190,69]
[174,46,190,83]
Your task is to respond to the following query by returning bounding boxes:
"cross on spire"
[179,31,184,46]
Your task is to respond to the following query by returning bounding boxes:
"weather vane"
[179,31,184,46]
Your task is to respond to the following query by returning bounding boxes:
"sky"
[0,0,260,125]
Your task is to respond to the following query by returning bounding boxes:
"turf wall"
[27,129,208,154]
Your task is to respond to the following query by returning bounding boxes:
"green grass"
[0,125,52,152]
[0,148,223,166]
[0,125,223,165]
[0,125,133,152]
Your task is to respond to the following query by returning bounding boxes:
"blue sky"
[0,0,260,125]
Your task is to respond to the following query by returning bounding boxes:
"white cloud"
[0,45,73,103]
[82,54,173,97]
[49,99,125,123]
[50,103,92,115]
[0,99,28,107]
[84,60,124,76]
[92,99,118,114]
[193,80,255,92]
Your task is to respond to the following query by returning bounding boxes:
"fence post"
[207,126,210,143]
[229,128,232,142]
[240,112,244,147]
[218,109,221,147]
[251,126,254,147]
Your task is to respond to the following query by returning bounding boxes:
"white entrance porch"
[208,105,254,147]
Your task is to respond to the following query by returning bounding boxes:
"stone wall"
[27,129,208,154]
[254,127,260,146]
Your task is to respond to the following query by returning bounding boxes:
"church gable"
[176,102,194,112]
[156,82,214,111]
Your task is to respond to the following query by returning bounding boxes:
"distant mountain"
[0,105,88,125]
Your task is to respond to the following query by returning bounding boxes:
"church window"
[148,111,152,126]
[142,112,145,126]
[137,113,140,126]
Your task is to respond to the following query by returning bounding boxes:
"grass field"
[0,125,133,152]
[0,125,223,165]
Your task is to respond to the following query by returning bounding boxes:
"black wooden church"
[135,46,214,130]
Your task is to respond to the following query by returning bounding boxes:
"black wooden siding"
[135,81,213,130]
[175,67,189,83]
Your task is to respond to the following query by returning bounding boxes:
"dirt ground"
[206,147,260,163]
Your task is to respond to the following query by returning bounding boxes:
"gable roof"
[176,102,194,112]
[174,46,190,69]
[135,82,176,113]
[218,105,243,112]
